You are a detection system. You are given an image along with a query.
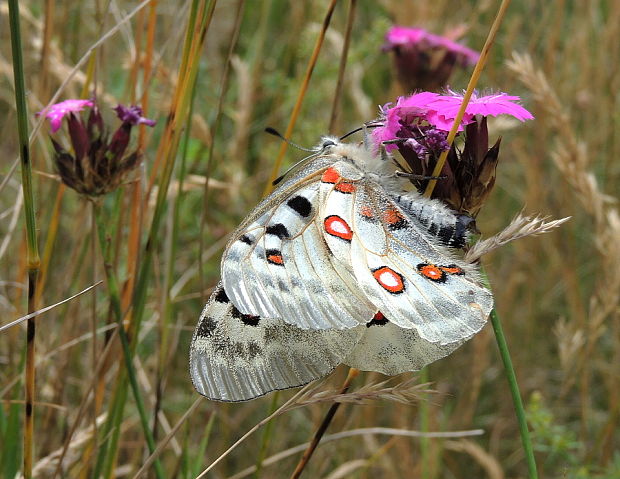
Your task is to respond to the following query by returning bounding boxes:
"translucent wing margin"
[190,284,363,402]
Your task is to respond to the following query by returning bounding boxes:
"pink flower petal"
[427,91,534,129]
[38,99,94,133]
[384,26,479,66]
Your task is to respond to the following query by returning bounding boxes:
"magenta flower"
[385,26,479,67]
[384,26,479,91]
[37,99,94,133]
[113,104,156,127]
[370,90,533,215]
[40,99,156,197]
[426,91,535,130]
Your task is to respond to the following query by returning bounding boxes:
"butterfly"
[190,135,493,402]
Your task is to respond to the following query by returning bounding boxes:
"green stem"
[93,205,165,479]
[8,1,41,478]
[489,308,538,478]
[419,367,430,479]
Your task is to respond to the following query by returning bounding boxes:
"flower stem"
[93,204,165,479]
[424,0,512,198]
[290,368,360,478]
[489,308,538,478]
[8,1,41,477]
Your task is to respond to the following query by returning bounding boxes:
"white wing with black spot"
[190,284,364,402]
[345,182,492,345]
[221,159,377,330]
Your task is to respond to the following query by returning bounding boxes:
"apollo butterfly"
[189,135,493,401]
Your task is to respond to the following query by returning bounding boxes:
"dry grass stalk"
[465,214,570,263]
[294,377,432,407]
[508,51,620,447]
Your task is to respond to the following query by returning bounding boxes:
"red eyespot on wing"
[324,215,353,241]
[321,167,341,184]
[417,264,447,283]
[367,311,389,327]
[383,208,407,229]
[360,206,374,218]
[266,249,284,265]
[372,267,405,293]
[440,265,465,275]
[334,182,356,193]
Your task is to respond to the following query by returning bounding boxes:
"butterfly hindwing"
[345,314,466,375]
[190,285,469,401]
[345,182,492,344]
[190,284,364,401]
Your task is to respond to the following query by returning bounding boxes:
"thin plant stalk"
[489,308,539,478]
[290,368,359,478]
[253,392,279,478]
[93,204,165,479]
[8,1,41,477]
[263,0,339,195]
[95,2,216,475]
[417,0,537,477]
[198,0,245,303]
[424,0,512,198]
[328,0,356,134]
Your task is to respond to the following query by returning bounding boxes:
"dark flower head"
[113,104,156,127]
[372,90,533,216]
[40,100,155,197]
[384,26,479,92]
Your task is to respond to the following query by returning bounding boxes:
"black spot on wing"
[366,311,389,327]
[231,305,261,326]
[239,235,253,245]
[214,288,229,303]
[266,223,290,239]
[196,316,217,337]
[287,195,312,217]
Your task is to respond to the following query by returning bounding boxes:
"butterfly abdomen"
[392,194,473,248]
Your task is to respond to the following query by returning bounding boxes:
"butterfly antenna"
[339,121,382,141]
[265,127,314,152]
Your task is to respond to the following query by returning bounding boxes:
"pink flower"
[372,90,534,150]
[372,92,440,151]
[113,104,156,127]
[384,26,479,67]
[37,99,94,133]
[426,91,535,131]
[384,27,428,47]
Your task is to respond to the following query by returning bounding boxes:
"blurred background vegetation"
[1,0,619,477]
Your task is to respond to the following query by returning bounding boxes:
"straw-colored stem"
[290,368,360,479]
[95,3,215,475]
[328,0,356,134]
[263,0,338,196]
[423,0,513,198]
[8,1,41,477]
[198,0,245,303]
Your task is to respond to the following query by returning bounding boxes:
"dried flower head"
[372,90,533,216]
[384,26,479,92]
[40,100,156,197]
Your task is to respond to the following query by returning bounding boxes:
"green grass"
[1,1,619,477]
